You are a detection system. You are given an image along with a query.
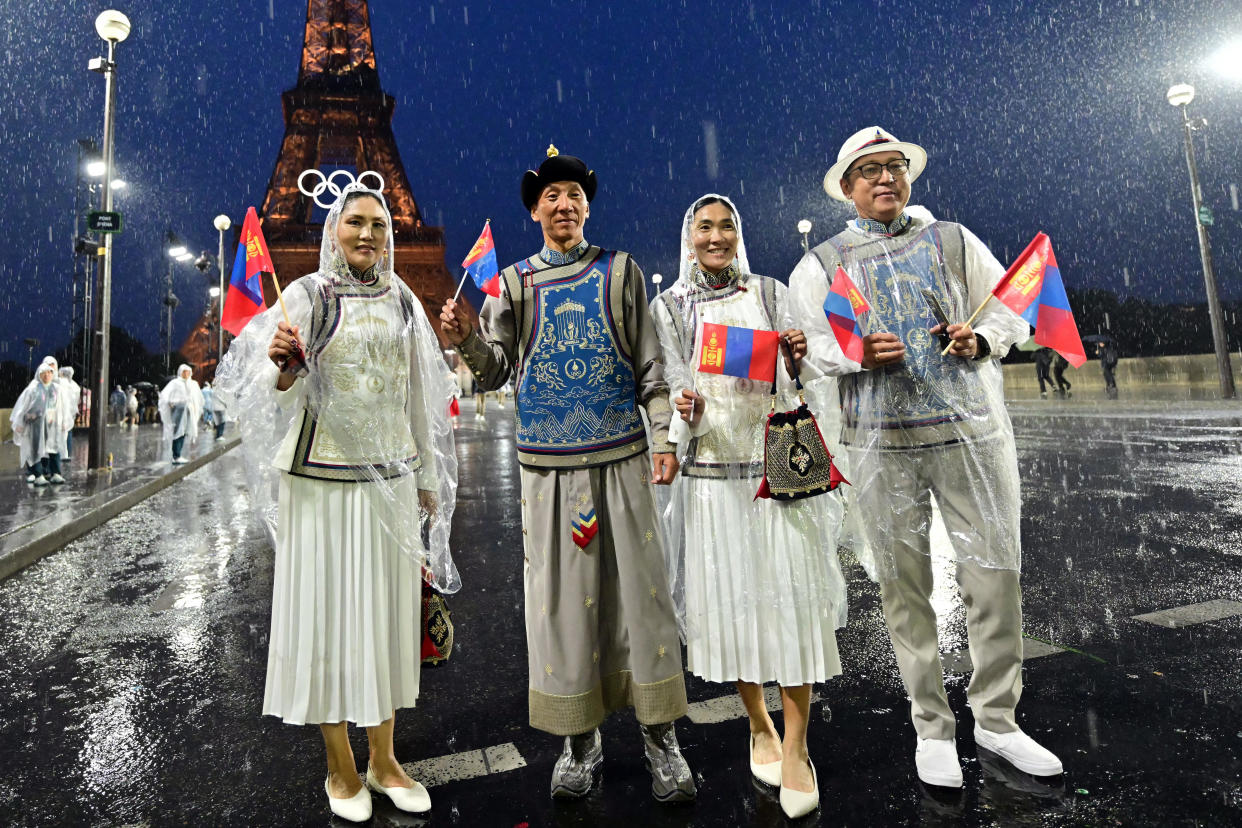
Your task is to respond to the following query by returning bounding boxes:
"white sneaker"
[49,473,66,484]
[915,737,963,788]
[32,475,48,487]
[25,474,35,483]
[973,726,1063,776]
[173,456,188,465]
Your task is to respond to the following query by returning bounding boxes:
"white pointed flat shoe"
[749,734,782,787]
[366,765,431,813]
[779,758,819,819]
[324,774,371,823]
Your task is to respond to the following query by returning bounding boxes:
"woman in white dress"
[216,175,457,822]
[651,194,847,819]
[158,364,203,464]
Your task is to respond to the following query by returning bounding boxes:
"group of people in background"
[11,356,78,486]
[1034,340,1120,399]
[10,360,232,486]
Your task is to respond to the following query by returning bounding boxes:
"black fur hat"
[521,144,597,209]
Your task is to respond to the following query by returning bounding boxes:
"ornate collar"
[691,262,739,290]
[540,239,590,265]
[348,263,379,285]
[852,213,911,236]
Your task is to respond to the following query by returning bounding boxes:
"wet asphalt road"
[1,398,1241,827]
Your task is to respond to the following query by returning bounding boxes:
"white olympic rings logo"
[297,169,387,210]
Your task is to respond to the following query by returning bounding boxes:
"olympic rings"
[297,169,387,210]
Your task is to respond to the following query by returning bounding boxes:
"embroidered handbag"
[755,341,847,501]
[420,576,454,666]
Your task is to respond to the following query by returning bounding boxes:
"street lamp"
[211,214,231,377]
[1208,40,1242,80]
[86,8,131,472]
[651,273,663,294]
[109,179,127,190]
[86,160,107,177]
[797,219,812,253]
[1167,83,1236,399]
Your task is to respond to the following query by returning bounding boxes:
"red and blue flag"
[992,233,1086,367]
[695,322,780,383]
[461,220,500,297]
[221,206,273,335]
[824,266,870,364]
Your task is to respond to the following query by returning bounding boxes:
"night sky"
[2,0,1240,375]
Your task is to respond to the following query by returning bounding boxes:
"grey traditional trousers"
[521,453,688,735]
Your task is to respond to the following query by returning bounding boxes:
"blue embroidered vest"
[511,247,645,466]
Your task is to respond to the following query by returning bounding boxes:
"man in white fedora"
[788,127,1062,788]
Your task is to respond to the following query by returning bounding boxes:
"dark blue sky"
[2,0,1240,371]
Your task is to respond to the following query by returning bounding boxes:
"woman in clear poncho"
[158,364,203,464]
[11,363,58,485]
[215,180,458,822]
[650,194,847,819]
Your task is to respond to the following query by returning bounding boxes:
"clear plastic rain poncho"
[10,366,57,469]
[158,364,203,458]
[788,206,1030,583]
[215,176,460,593]
[650,194,847,649]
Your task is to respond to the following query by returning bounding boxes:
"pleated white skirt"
[263,473,421,726]
[683,478,845,687]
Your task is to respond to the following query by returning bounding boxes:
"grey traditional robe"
[457,241,688,735]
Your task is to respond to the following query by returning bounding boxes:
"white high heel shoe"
[779,758,819,819]
[324,774,372,823]
[749,734,782,787]
[366,765,432,813]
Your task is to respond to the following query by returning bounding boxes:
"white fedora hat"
[823,126,927,202]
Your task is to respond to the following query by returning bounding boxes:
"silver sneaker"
[639,722,696,803]
[550,729,602,799]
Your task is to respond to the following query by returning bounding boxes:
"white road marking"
[1131,599,1242,629]
[402,742,527,788]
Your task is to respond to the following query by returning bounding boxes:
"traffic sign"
[87,211,123,233]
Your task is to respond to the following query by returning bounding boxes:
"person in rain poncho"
[215,174,457,822]
[205,381,229,441]
[124,386,139,427]
[651,194,846,819]
[200,381,214,425]
[11,363,60,485]
[37,357,70,473]
[439,146,695,804]
[788,127,1061,788]
[158,364,203,464]
[57,366,82,462]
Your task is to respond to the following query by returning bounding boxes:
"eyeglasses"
[847,158,910,181]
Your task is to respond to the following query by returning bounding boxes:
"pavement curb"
[0,437,240,582]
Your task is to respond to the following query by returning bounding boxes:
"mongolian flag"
[571,508,599,549]
[992,233,1086,367]
[221,207,273,335]
[462,220,500,297]
[824,266,870,364]
[695,322,780,384]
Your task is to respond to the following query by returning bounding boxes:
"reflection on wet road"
[0,400,1240,825]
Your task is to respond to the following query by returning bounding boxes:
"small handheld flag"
[221,207,273,335]
[453,220,499,301]
[823,266,870,364]
[988,233,1086,367]
[695,322,780,383]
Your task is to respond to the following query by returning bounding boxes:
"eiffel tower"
[182,0,472,379]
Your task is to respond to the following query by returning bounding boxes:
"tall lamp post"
[1167,83,1236,399]
[86,9,131,472]
[213,214,231,373]
[797,219,812,254]
[164,234,191,373]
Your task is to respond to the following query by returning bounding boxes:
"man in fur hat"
[789,127,1063,789]
[440,146,695,803]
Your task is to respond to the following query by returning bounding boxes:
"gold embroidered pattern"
[657,645,667,659]
[584,595,594,609]
[545,664,553,675]
[644,529,654,543]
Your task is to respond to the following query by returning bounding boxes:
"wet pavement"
[1,398,1241,826]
